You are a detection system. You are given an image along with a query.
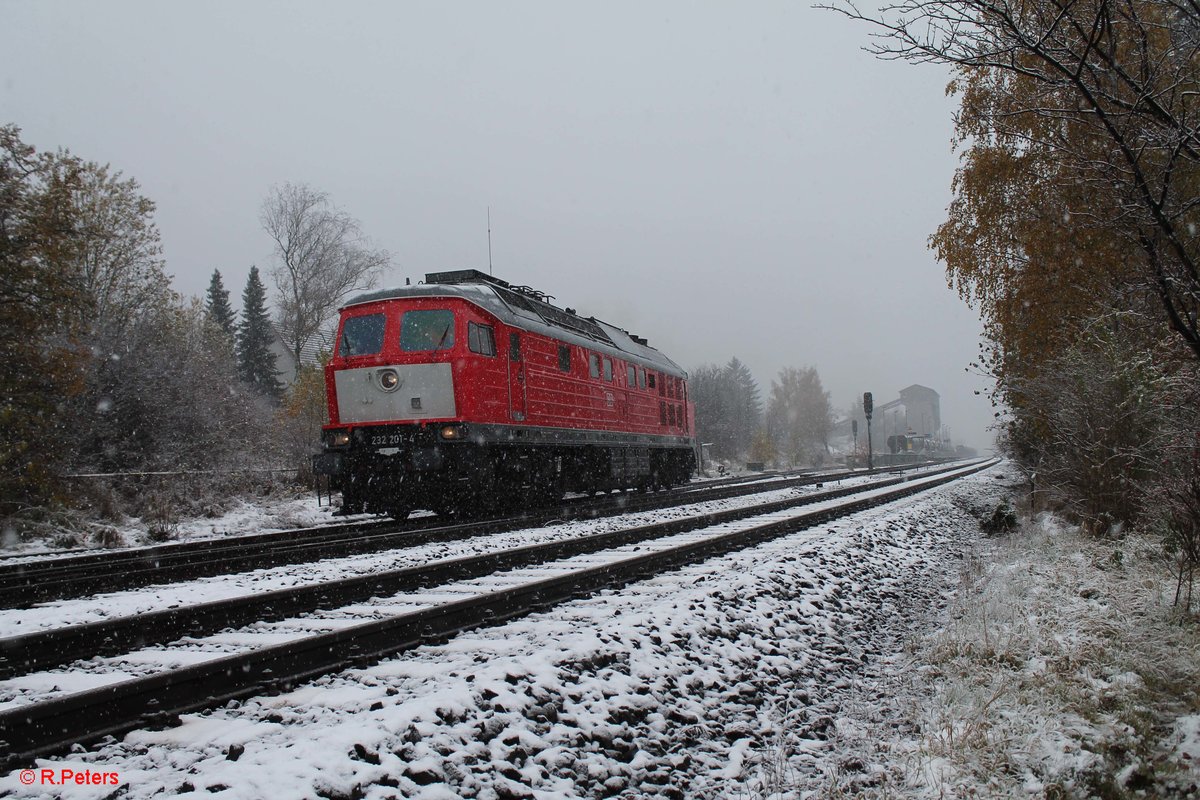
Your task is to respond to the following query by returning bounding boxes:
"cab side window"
[603,358,613,382]
[468,322,496,356]
[558,345,571,372]
[589,353,600,379]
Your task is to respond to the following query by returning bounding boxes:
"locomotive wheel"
[540,480,564,506]
[529,461,563,507]
[337,473,368,515]
[385,502,411,520]
[431,501,458,519]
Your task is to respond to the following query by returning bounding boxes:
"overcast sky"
[3,0,997,449]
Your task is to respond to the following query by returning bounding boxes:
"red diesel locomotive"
[314,270,696,517]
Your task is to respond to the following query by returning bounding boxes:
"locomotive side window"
[339,313,386,356]
[658,373,665,396]
[468,322,495,356]
[589,353,600,379]
[638,367,646,389]
[647,373,656,390]
[509,332,521,361]
[627,364,635,386]
[603,358,613,382]
[400,309,455,352]
[558,345,571,372]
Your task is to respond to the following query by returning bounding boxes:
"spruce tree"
[205,269,237,338]
[725,357,763,457]
[236,266,282,400]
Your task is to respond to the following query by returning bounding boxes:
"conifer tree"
[205,269,237,338]
[236,266,282,400]
[726,357,762,455]
[690,358,764,460]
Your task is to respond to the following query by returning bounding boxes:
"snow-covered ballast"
[314,270,696,517]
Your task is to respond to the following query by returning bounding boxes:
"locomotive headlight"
[326,430,351,448]
[377,369,400,392]
[439,424,464,440]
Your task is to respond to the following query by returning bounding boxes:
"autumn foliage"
[0,127,304,536]
[832,0,1200,549]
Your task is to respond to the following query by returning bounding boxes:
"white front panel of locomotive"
[334,363,457,423]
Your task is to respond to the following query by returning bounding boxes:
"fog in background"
[2,0,997,450]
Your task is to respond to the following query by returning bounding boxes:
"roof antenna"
[487,206,493,276]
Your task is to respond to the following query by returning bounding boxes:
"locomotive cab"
[332,303,460,424]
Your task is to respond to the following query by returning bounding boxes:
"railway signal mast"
[863,391,874,471]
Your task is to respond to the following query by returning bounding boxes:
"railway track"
[0,465,944,678]
[0,463,939,606]
[0,458,995,766]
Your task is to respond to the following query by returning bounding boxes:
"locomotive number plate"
[370,433,404,447]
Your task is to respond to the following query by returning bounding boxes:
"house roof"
[272,324,336,367]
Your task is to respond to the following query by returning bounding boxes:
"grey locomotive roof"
[342,280,687,378]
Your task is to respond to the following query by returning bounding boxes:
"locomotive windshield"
[401,308,455,352]
[338,313,386,356]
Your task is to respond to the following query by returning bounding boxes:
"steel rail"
[0,459,997,766]
[0,463,941,606]
[0,467,807,573]
[0,461,975,679]
[0,469,812,583]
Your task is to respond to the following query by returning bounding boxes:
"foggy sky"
[2,0,998,449]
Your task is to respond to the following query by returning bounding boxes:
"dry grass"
[804,515,1200,799]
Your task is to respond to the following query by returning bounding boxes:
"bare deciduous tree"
[260,182,390,364]
[766,366,834,467]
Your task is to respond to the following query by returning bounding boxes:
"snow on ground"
[0,490,348,560]
[0,470,814,562]
[800,505,1200,798]
[2,465,1007,799]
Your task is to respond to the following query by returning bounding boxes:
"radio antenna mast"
[487,207,493,275]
